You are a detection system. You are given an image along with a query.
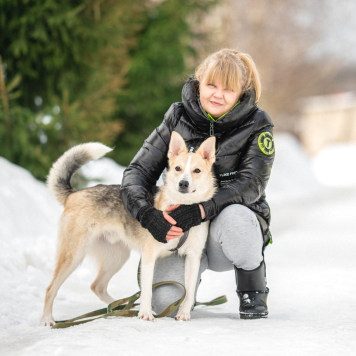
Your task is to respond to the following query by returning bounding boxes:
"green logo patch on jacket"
[258,132,275,155]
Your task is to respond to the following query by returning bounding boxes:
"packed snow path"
[1,137,355,356]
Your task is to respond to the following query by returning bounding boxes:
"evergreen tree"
[114,0,214,166]
[0,0,141,179]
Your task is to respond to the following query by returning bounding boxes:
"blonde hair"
[195,48,261,102]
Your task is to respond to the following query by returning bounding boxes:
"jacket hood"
[181,75,257,133]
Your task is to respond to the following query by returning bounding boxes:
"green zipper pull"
[205,100,240,137]
[210,122,214,137]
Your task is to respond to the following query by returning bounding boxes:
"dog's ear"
[168,131,187,159]
[196,137,216,164]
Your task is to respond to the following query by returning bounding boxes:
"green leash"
[195,295,227,307]
[53,280,186,329]
[53,261,227,329]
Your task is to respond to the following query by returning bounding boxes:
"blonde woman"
[121,49,275,319]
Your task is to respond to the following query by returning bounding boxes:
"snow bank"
[312,142,356,187]
[0,158,62,332]
[265,134,323,203]
[80,157,126,187]
[80,156,164,187]
[0,157,62,239]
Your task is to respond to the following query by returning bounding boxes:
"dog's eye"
[175,166,181,171]
[194,169,201,173]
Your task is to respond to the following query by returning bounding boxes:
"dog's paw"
[138,310,155,322]
[41,315,55,327]
[175,310,191,321]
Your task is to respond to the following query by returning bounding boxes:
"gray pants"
[152,204,264,316]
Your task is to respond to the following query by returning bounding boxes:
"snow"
[80,157,126,187]
[311,142,356,187]
[1,134,356,356]
[80,157,164,187]
[265,133,324,203]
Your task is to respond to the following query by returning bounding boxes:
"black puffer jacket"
[120,76,275,247]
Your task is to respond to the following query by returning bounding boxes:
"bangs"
[201,59,241,92]
[195,48,261,102]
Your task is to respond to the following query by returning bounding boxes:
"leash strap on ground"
[53,280,186,329]
[194,295,228,307]
[53,261,228,329]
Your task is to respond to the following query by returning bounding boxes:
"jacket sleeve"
[201,126,275,220]
[120,104,178,219]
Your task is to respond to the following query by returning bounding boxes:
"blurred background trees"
[203,0,356,135]
[0,0,142,178]
[114,1,212,165]
[1,0,356,179]
[0,0,214,178]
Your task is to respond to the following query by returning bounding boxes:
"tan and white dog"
[41,132,216,326]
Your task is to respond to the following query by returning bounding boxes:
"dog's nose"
[179,180,189,192]
[179,180,189,189]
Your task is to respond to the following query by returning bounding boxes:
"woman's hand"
[164,205,183,241]
[199,204,206,220]
[164,204,206,241]
[139,206,177,244]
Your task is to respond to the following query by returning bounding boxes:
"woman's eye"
[208,83,216,87]
[175,166,181,171]
[194,169,201,173]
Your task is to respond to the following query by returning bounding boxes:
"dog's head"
[165,131,217,204]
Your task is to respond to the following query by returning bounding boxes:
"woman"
[120,48,275,319]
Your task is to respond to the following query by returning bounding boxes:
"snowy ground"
[0,135,355,356]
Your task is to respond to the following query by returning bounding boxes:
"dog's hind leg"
[90,239,130,304]
[41,228,88,327]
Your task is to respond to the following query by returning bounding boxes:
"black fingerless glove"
[169,204,202,232]
[138,206,171,244]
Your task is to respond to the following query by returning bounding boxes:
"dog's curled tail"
[47,143,113,205]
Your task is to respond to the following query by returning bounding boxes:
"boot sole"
[240,313,268,320]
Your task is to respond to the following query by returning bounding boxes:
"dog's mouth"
[178,189,196,194]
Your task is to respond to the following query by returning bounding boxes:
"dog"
[41,131,216,326]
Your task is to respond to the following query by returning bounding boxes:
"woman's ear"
[196,137,216,164]
[168,131,187,160]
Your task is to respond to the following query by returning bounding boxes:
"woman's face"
[199,78,242,119]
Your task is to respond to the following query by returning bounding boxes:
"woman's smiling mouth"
[210,101,223,106]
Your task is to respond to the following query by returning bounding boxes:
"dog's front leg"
[138,246,157,321]
[175,253,200,321]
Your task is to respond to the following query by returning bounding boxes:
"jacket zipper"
[210,122,214,137]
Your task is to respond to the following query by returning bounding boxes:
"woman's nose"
[213,88,223,98]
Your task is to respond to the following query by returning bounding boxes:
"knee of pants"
[210,204,260,237]
[209,204,263,270]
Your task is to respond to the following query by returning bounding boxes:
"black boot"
[235,261,269,319]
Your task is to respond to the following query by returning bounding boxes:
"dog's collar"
[169,230,190,252]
